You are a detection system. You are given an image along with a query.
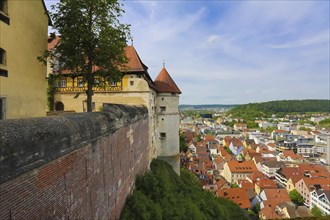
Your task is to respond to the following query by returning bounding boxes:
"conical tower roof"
[154,67,181,94]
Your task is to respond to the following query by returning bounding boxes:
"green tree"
[299,126,312,132]
[120,159,248,220]
[39,0,130,112]
[180,133,188,152]
[252,203,260,214]
[311,205,323,217]
[289,189,304,205]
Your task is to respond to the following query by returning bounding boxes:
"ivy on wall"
[47,75,58,111]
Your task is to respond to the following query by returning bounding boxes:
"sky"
[45,0,330,105]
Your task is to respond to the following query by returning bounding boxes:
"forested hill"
[228,100,330,119]
[120,159,248,220]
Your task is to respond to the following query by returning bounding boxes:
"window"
[110,80,116,87]
[0,0,9,25]
[0,48,7,77]
[160,133,166,139]
[60,78,67,87]
[0,48,5,64]
[160,106,166,112]
[0,0,7,13]
[130,81,134,86]
[0,69,7,77]
[78,78,84,87]
[0,97,6,120]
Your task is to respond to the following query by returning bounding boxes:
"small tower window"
[0,97,6,120]
[130,81,134,86]
[0,48,6,65]
[160,133,166,139]
[0,48,8,77]
[160,106,166,113]
[0,0,10,24]
[0,0,8,14]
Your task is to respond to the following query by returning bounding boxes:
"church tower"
[154,67,181,174]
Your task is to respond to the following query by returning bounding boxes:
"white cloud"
[266,31,329,49]
[207,35,221,44]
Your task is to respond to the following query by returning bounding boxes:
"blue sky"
[45,0,330,105]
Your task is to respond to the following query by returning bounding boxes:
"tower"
[154,67,181,174]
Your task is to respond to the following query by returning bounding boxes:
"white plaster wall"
[155,93,180,157]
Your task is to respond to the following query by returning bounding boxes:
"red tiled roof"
[227,161,257,173]
[123,46,148,72]
[48,36,61,50]
[256,179,277,189]
[281,167,304,179]
[263,189,290,202]
[224,136,243,147]
[238,180,254,190]
[283,150,303,160]
[204,135,216,141]
[219,148,228,157]
[154,67,181,94]
[298,164,330,178]
[247,171,267,183]
[217,188,251,209]
[300,177,330,191]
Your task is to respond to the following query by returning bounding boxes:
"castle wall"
[0,104,149,219]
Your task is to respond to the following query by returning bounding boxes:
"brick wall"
[0,104,150,219]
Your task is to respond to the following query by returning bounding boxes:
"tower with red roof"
[154,67,181,174]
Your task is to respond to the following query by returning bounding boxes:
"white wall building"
[310,190,330,215]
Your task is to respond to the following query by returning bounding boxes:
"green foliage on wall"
[47,75,58,111]
[120,159,248,220]
[180,133,188,152]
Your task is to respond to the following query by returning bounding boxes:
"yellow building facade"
[0,0,50,119]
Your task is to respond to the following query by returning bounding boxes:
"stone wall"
[0,104,149,219]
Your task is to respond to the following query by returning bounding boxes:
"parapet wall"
[0,104,149,219]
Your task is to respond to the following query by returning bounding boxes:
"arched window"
[55,102,64,111]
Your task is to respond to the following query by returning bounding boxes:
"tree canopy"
[228,100,330,120]
[120,159,248,220]
[40,0,130,112]
[289,189,304,205]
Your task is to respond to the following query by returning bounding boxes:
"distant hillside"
[120,159,248,220]
[229,100,330,119]
[179,104,239,110]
